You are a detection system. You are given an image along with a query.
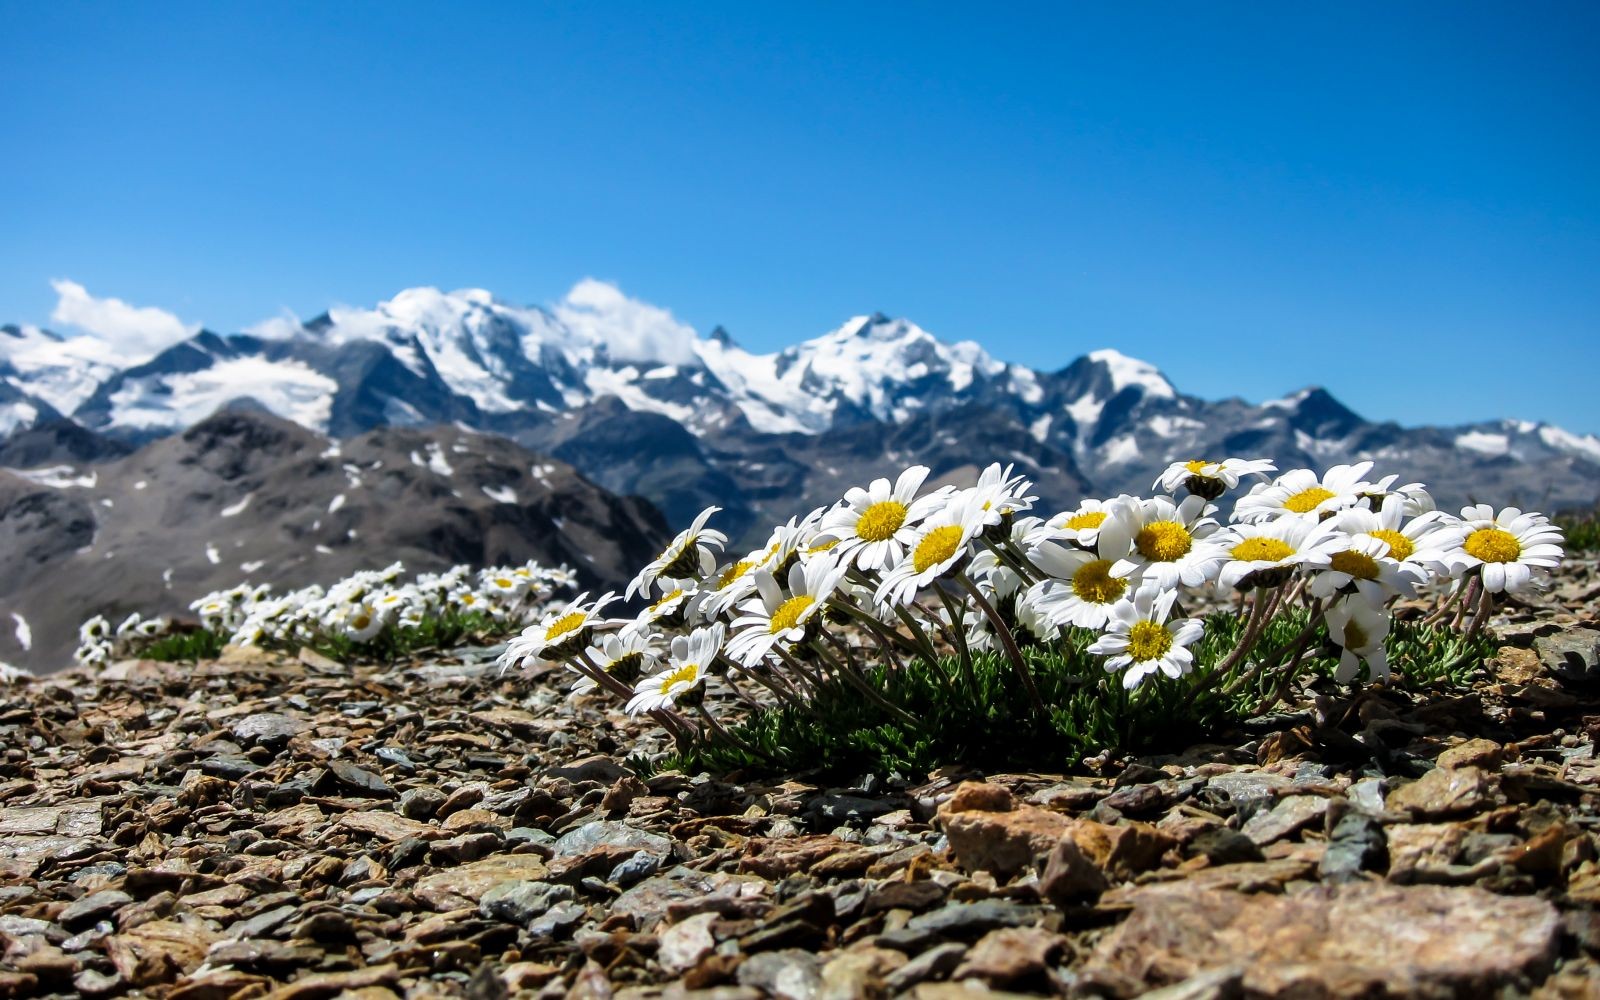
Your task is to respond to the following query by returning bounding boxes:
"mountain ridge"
[4,285,1598,547]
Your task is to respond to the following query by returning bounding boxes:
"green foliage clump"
[655,610,1494,778]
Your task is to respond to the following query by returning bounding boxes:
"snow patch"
[1538,425,1600,464]
[1088,349,1176,399]
[11,613,30,651]
[220,494,252,517]
[1455,431,1510,457]
[328,494,346,513]
[483,484,518,504]
[108,357,337,432]
[204,543,220,565]
[12,465,97,489]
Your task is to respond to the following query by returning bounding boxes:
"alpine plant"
[493,459,1564,758]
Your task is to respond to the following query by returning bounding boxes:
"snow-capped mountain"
[4,284,1598,545]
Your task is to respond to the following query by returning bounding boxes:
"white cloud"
[555,278,699,366]
[49,279,199,356]
[243,308,305,340]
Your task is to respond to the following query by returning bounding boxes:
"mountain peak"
[1085,348,1176,400]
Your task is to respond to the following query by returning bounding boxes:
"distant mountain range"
[7,285,1598,538]
[0,409,668,671]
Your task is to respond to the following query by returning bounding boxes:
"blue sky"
[2,2,1597,431]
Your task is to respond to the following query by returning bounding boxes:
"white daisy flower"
[1324,595,1391,683]
[500,591,620,670]
[1027,537,1136,631]
[968,463,1038,529]
[335,601,384,642]
[1333,495,1462,580]
[1088,584,1205,689]
[874,491,991,608]
[1364,475,1436,516]
[1023,497,1129,551]
[727,556,850,666]
[1306,533,1422,604]
[1212,515,1341,592]
[79,615,111,644]
[696,556,765,621]
[573,625,665,695]
[1154,457,1276,497]
[1233,462,1376,523]
[1448,505,1565,594]
[626,507,728,600]
[627,624,725,714]
[1108,495,1226,590]
[633,582,696,628]
[820,466,949,572]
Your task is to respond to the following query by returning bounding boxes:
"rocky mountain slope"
[0,410,668,672]
[5,288,1597,546]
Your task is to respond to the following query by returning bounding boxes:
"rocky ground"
[3,560,1600,999]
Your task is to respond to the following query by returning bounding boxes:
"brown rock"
[106,918,218,988]
[259,964,398,1000]
[954,926,1066,985]
[1437,738,1504,771]
[1086,882,1558,997]
[938,795,1072,879]
[740,835,857,879]
[944,781,1018,813]
[0,973,39,999]
[657,912,719,975]
[1068,818,1176,878]
[335,810,442,843]
[1039,837,1108,903]
[413,854,551,908]
[1386,767,1496,819]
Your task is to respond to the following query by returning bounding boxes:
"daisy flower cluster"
[73,611,173,666]
[74,559,577,665]
[499,456,1565,755]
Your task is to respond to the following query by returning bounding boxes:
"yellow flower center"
[650,589,685,612]
[1135,521,1193,562]
[1126,620,1173,663]
[1329,550,1381,580]
[716,560,754,590]
[1230,537,1294,563]
[1464,527,1521,564]
[1284,486,1336,514]
[856,501,908,543]
[494,577,514,588]
[545,611,586,642]
[1370,529,1415,562]
[1070,559,1126,604]
[659,662,699,694]
[351,612,371,630]
[1184,459,1211,474]
[913,525,966,574]
[770,594,816,634]
[1063,510,1108,531]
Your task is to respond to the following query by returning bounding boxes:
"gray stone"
[229,904,299,939]
[737,948,822,1000]
[1319,811,1387,883]
[58,890,132,928]
[478,880,575,925]
[905,900,1042,938]
[608,850,661,886]
[552,820,672,860]
[398,786,446,820]
[1206,771,1293,803]
[1240,795,1328,846]
[325,760,394,798]
[1189,828,1265,866]
[884,942,968,993]
[229,713,305,749]
[527,900,586,939]
[1534,627,1600,680]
